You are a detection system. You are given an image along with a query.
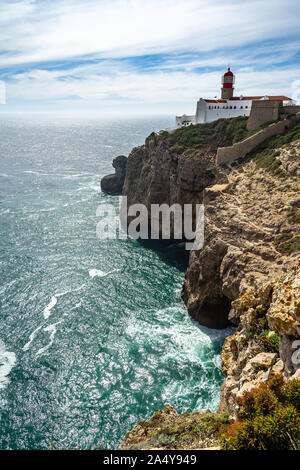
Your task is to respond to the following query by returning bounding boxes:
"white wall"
[176,114,195,126]
[196,98,252,123]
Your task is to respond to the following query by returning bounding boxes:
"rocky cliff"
[102,116,300,448]
[101,155,127,194]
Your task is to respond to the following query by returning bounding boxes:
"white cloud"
[5,61,300,114]
[1,0,299,112]
[0,0,299,66]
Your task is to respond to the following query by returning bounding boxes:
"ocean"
[0,115,233,449]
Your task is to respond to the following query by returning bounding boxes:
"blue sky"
[0,0,300,114]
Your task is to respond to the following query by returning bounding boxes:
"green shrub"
[277,236,300,254]
[219,377,300,450]
[253,405,300,450]
[258,330,280,351]
[237,383,278,420]
[173,116,254,150]
[241,329,254,346]
[255,386,278,416]
[248,120,300,175]
[281,380,300,413]
[268,374,285,397]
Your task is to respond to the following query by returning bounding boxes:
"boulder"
[101,155,127,195]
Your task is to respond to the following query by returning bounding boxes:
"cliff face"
[122,132,220,237]
[220,266,300,419]
[182,151,300,327]
[115,117,300,446]
[101,155,127,194]
[183,140,300,416]
[119,406,227,450]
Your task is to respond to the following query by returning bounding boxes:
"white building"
[176,68,296,127]
[175,114,195,127]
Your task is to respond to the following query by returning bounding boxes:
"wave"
[89,268,120,279]
[36,321,62,356]
[43,296,57,319]
[63,173,90,179]
[24,284,86,350]
[90,185,101,192]
[56,283,86,297]
[38,207,56,212]
[0,340,16,390]
[42,283,87,318]
[23,325,43,351]
[89,269,105,279]
[126,304,233,365]
[0,278,18,295]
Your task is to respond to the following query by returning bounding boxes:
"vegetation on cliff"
[120,376,300,450]
[120,117,300,451]
[161,116,279,154]
[119,406,229,450]
[220,376,300,450]
[248,120,300,175]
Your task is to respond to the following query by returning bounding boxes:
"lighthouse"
[221,67,235,99]
[174,66,296,128]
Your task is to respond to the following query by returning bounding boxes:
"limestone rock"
[101,155,127,194]
[249,352,277,370]
[183,153,300,327]
[267,268,300,337]
[271,359,284,375]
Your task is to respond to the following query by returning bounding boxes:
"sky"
[0,0,300,115]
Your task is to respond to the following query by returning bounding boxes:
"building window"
[230,106,232,109]
[234,106,236,109]
[240,106,243,109]
[245,106,248,109]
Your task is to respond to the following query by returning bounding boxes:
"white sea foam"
[89,269,105,279]
[89,268,120,279]
[63,173,87,179]
[43,296,57,319]
[39,207,55,212]
[90,185,101,192]
[0,209,10,215]
[36,321,62,356]
[56,283,86,297]
[23,325,43,351]
[23,170,41,175]
[0,340,16,390]
[126,304,234,366]
[0,278,18,295]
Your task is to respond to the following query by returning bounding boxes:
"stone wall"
[281,105,300,115]
[246,100,282,131]
[216,112,300,166]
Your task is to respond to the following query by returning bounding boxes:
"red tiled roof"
[204,99,227,103]
[204,96,293,104]
[230,96,292,101]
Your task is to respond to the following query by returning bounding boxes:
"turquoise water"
[0,115,233,449]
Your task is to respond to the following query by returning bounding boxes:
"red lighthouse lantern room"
[221,67,235,99]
